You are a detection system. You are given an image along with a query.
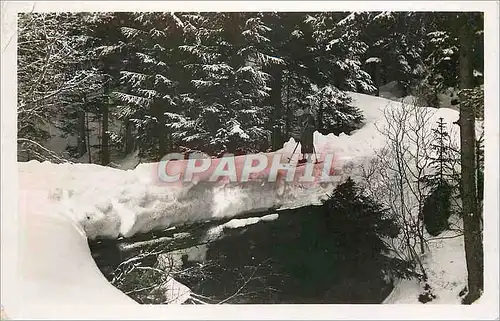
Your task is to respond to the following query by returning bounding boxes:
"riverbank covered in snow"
[383,217,468,304]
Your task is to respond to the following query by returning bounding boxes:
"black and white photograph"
[1,1,498,319]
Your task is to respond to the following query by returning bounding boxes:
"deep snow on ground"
[383,217,468,304]
[13,91,484,317]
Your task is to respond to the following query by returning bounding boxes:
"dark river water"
[90,205,394,304]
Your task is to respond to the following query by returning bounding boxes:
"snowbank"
[11,92,485,318]
[19,153,332,240]
[205,213,280,242]
[18,92,464,242]
[383,219,468,304]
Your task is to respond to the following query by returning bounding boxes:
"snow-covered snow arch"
[11,146,338,318]
[6,93,470,318]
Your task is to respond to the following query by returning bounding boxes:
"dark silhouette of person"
[298,109,316,164]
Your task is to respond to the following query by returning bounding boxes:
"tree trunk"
[269,66,283,150]
[458,13,483,304]
[86,111,92,164]
[317,103,324,132]
[156,102,167,159]
[374,62,381,97]
[284,72,292,139]
[125,119,134,154]
[97,113,101,160]
[101,102,110,166]
[77,108,87,157]
[367,61,381,96]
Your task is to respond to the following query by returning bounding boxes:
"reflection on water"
[175,205,393,304]
[91,204,393,304]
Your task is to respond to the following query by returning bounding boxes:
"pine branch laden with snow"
[119,71,149,88]
[110,12,193,156]
[136,52,167,67]
[308,85,365,136]
[366,57,382,64]
[17,138,71,164]
[17,11,484,163]
[171,13,276,155]
[113,92,152,108]
[355,12,433,92]
[239,15,285,67]
[93,44,124,58]
[305,12,376,94]
[120,26,144,39]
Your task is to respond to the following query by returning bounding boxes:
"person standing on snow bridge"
[292,107,316,164]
